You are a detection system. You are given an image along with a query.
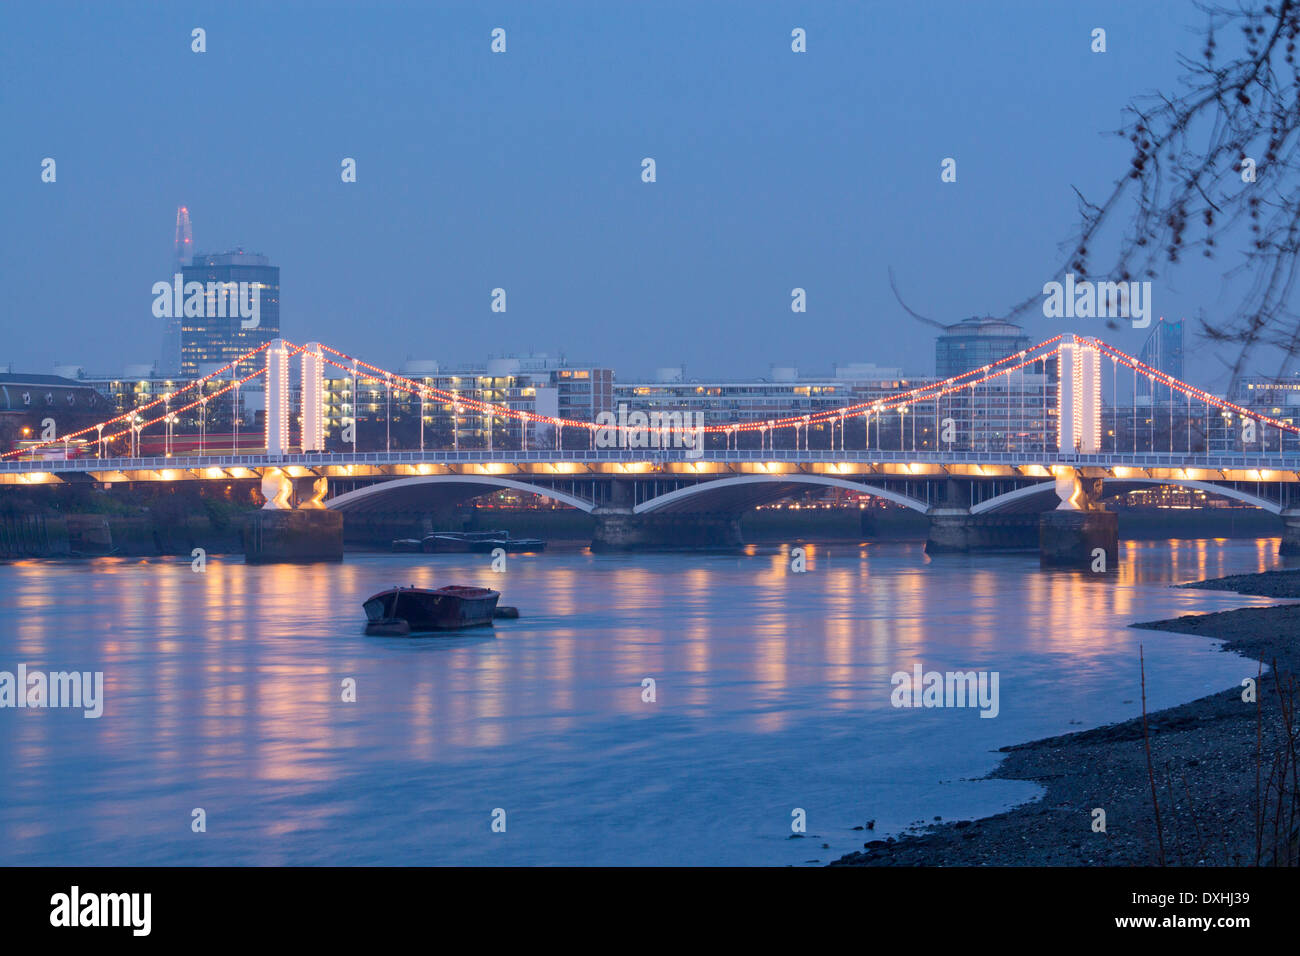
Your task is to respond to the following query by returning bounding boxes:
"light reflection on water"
[0,538,1289,865]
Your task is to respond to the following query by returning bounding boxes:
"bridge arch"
[1100,477,1283,514]
[971,476,1284,515]
[634,474,930,515]
[969,481,1058,515]
[326,475,597,513]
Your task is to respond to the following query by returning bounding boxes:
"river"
[0,538,1286,865]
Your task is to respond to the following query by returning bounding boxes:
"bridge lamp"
[233,381,243,451]
[131,415,144,458]
[197,397,208,456]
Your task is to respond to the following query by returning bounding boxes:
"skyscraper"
[934,317,1031,378]
[933,317,1056,453]
[1137,318,1183,405]
[179,249,281,379]
[158,206,193,377]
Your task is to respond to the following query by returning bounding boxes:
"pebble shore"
[832,568,1300,866]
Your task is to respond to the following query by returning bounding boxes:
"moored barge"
[363,585,500,633]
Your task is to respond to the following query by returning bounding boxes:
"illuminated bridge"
[5,335,1300,559]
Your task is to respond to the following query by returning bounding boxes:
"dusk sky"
[0,1,1262,385]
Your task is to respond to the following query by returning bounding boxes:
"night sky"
[0,1,1261,385]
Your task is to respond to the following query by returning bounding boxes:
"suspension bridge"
[4,335,1300,560]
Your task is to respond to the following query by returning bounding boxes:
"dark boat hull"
[468,538,547,553]
[363,586,500,631]
[420,536,472,553]
[420,531,509,553]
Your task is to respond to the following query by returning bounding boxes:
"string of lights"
[319,337,1068,438]
[1,342,274,458]
[1092,339,1300,435]
[9,334,1294,460]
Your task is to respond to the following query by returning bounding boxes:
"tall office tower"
[1137,318,1184,405]
[934,317,1055,453]
[179,249,281,379]
[174,205,193,266]
[934,317,1031,378]
[158,206,194,377]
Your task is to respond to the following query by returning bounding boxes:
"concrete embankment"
[0,513,246,559]
[0,514,72,558]
[1,504,1284,560]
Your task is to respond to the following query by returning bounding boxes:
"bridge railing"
[7,447,1300,475]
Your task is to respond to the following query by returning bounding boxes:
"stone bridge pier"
[924,511,1042,553]
[924,477,1037,553]
[1038,471,1117,570]
[243,472,343,564]
[589,479,742,551]
[924,469,1117,571]
[1281,510,1300,555]
[590,509,743,552]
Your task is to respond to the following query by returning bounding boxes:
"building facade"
[0,373,108,456]
[1137,318,1184,406]
[935,317,1032,379]
[321,355,615,452]
[180,250,281,379]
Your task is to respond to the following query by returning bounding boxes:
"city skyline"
[1,1,1276,388]
[13,207,1202,391]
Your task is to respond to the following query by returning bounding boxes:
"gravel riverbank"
[832,569,1300,866]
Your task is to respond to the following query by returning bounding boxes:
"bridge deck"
[5,449,1300,487]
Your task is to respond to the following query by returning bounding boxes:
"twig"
[1140,645,1167,865]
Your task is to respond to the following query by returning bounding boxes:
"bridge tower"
[300,342,325,453]
[265,338,290,454]
[1057,335,1101,454]
[1044,336,1116,567]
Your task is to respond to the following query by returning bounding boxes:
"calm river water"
[0,538,1287,865]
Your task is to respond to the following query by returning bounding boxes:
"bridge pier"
[243,509,343,563]
[924,511,1039,553]
[591,508,742,552]
[243,471,343,564]
[1280,511,1300,555]
[1037,467,1117,570]
[1039,510,1118,570]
